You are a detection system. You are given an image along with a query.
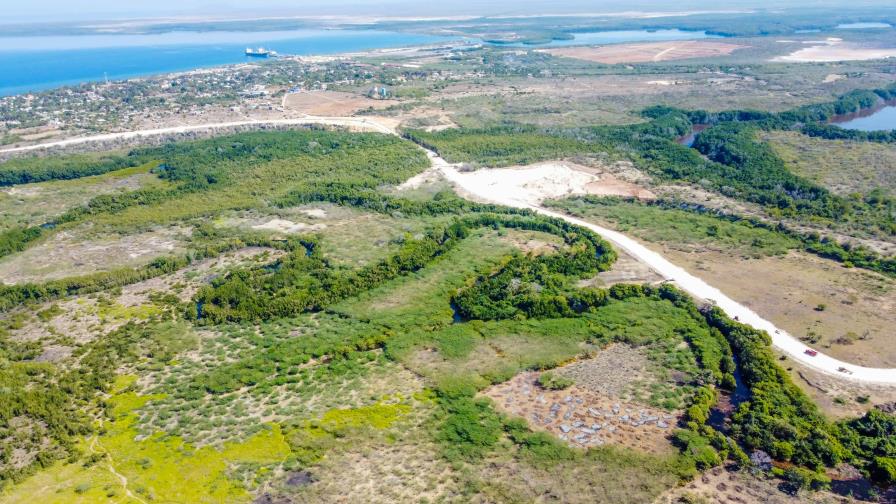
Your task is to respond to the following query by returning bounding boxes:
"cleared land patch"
[283,90,392,116]
[655,464,873,504]
[0,163,166,232]
[762,130,896,196]
[0,225,190,285]
[543,40,749,64]
[666,249,896,368]
[483,370,680,454]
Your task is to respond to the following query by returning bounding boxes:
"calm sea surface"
[0,28,721,96]
[0,29,453,96]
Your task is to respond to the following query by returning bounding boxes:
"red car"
[804,349,818,357]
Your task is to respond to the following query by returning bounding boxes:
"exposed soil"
[0,226,190,285]
[483,371,680,454]
[664,249,896,368]
[784,357,896,420]
[552,344,654,398]
[656,464,876,504]
[451,160,655,206]
[544,40,749,64]
[283,91,393,116]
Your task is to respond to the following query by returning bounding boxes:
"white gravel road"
[437,159,896,386]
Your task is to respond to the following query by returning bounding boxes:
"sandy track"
[6,119,895,385]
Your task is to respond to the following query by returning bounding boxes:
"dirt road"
[0,116,394,155]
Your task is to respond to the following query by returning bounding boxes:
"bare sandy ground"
[443,161,654,203]
[483,371,679,454]
[252,218,327,234]
[543,40,748,64]
[283,91,392,116]
[774,38,896,62]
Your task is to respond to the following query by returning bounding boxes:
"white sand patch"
[252,219,326,234]
[773,38,896,62]
[3,186,42,197]
[451,162,599,205]
[397,167,444,190]
[444,161,653,205]
[823,73,846,83]
[299,208,327,219]
[646,80,676,86]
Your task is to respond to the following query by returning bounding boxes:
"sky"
[5,0,895,23]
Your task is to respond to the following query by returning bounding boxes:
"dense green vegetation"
[0,318,192,484]
[837,410,896,485]
[0,152,142,186]
[693,123,893,234]
[405,126,594,167]
[702,307,896,488]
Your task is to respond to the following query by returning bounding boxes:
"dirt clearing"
[451,161,654,206]
[656,464,877,504]
[283,91,392,116]
[665,249,896,368]
[0,226,190,285]
[543,40,748,64]
[483,370,679,454]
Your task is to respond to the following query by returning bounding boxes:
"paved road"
[5,118,894,385]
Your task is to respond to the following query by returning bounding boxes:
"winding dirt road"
[432,153,896,386]
[3,117,894,385]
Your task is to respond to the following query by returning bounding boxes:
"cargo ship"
[245,47,273,58]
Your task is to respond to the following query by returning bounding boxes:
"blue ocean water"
[0,27,722,96]
[0,29,453,96]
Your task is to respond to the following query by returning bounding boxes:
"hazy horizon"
[7,0,896,24]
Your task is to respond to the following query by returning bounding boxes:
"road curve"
[4,118,894,385]
[436,160,896,386]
